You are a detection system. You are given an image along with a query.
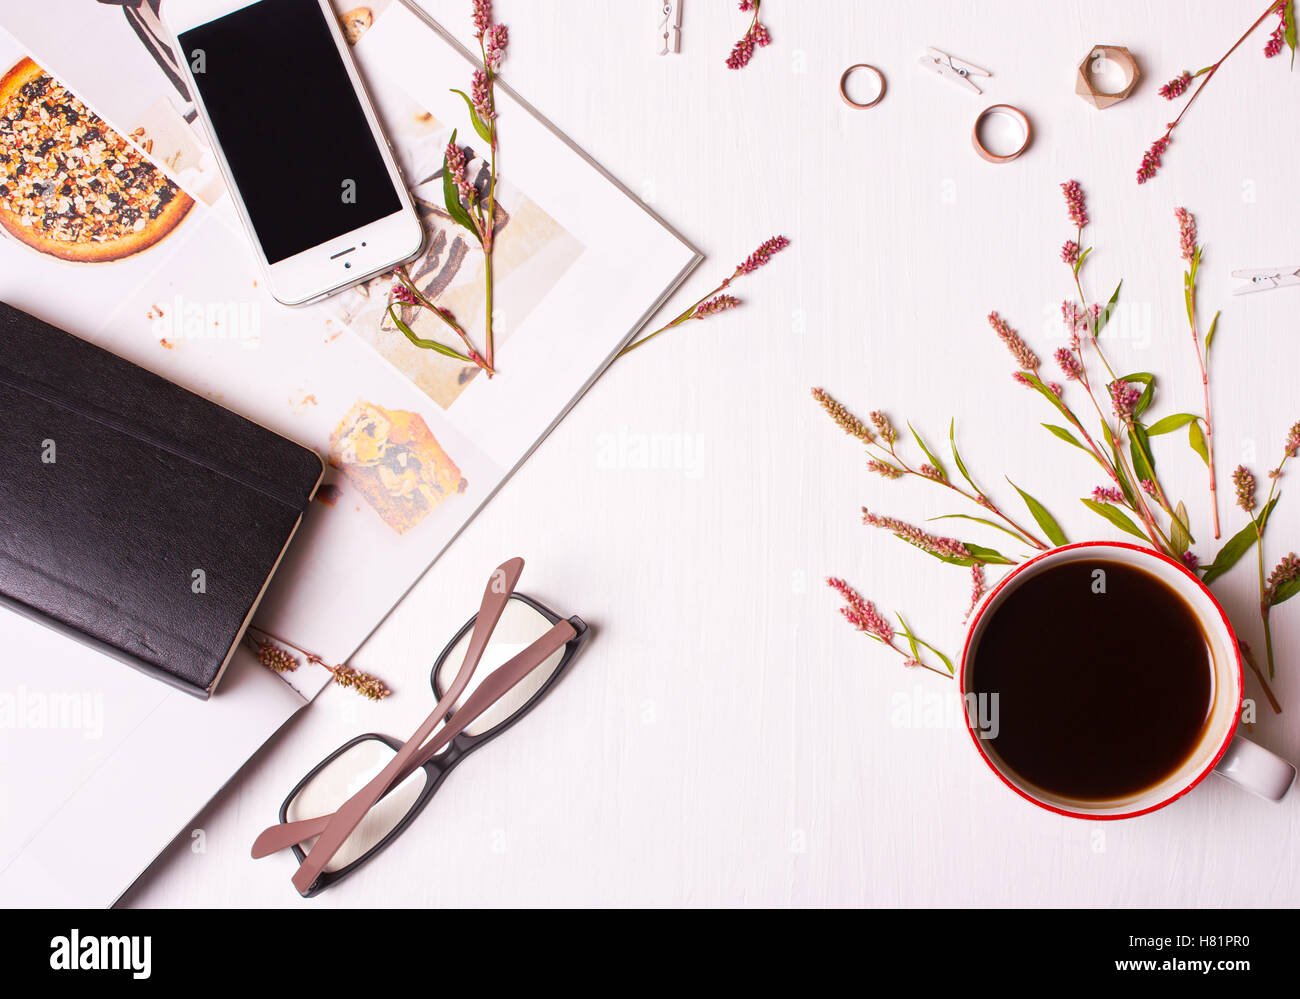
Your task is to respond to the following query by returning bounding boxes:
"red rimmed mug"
[960,541,1296,819]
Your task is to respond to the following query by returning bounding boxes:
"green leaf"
[949,419,980,494]
[1188,420,1210,466]
[1093,281,1122,338]
[913,636,955,675]
[1204,310,1220,354]
[1201,498,1276,585]
[1008,479,1068,547]
[1072,246,1092,276]
[896,614,921,661]
[1022,371,1074,423]
[1170,501,1193,554]
[1184,270,1195,328]
[1270,575,1300,607]
[1146,412,1200,436]
[964,543,1017,566]
[929,514,1026,544]
[1119,372,1155,418]
[1043,423,1088,451]
[386,306,473,361]
[1081,497,1148,541]
[450,88,495,144]
[1286,0,1297,68]
[894,535,976,567]
[892,535,1014,568]
[1105,426,1139,508]
[1129,421,1157,485]
[441,130,482,242]
[908,422,947,481]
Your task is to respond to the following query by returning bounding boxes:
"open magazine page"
[0,1,700,673]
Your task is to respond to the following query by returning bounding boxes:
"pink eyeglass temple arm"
[250,617,576,863]
[282,556,525,894]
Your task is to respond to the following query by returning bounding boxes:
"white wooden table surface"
[124,0,1300,907]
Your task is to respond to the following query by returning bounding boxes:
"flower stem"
[876,438,1048,551]
[1239,639,1282,713]
[616,272,738,358]
[1166,2,1285,139]
[1187,284,1220,539]
[394,269,495,375]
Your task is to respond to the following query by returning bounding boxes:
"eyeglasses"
[251,558,588,897]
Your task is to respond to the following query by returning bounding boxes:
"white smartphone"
[164,0,423,306]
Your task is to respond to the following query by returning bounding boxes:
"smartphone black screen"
[179,0,402,263]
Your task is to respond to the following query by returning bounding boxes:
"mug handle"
[1213,736,1297,801]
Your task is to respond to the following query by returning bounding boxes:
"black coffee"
[968,558,1214,801]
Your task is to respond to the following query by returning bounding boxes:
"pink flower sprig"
[1138,1,1294,184]
[988,311,1039,372]
[616,235,790,357]
[862,509,973,562]
[1229,424,1300,684]
[827,577,953,676]
[1061,180,1089,229]
[248,629,391,700]
[1175,207,1221,538]
[818,181,1295,713]
[386,265,495,376]
[1266,1,1289,56]
[412,0,511,375]
[811,387,1052,554]
[727,0,772,70]
[1158,71,1193,99]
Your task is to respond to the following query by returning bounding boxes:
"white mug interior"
[960,542,1242,819]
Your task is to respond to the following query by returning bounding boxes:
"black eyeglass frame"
[277,592,588,897]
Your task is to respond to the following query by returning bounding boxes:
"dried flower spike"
[727,0,771,70]
[988,311,1039,372]
[1060,240,1080,265]
[1284,421,1300,459]
[827,577,893,642]
[1061,180,1089,229]
[1159,71,1193,99]
[1266,553,1300,598]
[472,0,491,38]
[811,388,874,443]
[445,139,476,206]
[1265,2,1288,57]
[1137,135,1170,184]
[485,23,509,69]
[868,409,897,444]
[1233,465,1257,512]
[329,663,391,701]
[1109,379,1141,421]
[256,640,298,673]
[1175,207,1198,263]
[1055,346,1083,381]
[694,294,740,317]
[862,508,972,561]
[738,234,791,274]
[251,631,391,700]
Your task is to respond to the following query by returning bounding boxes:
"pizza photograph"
[0,57,192,263]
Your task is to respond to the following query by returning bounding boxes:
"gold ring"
[972,104,1031,163]
[839,64,886,109]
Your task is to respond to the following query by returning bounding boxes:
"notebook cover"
[0,301,324,697]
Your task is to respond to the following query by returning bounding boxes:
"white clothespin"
[919,46,991,94]
[658,0,682,55]
[1232,266,1300,295]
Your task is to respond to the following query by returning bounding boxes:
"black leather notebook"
[0,302,324,698]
